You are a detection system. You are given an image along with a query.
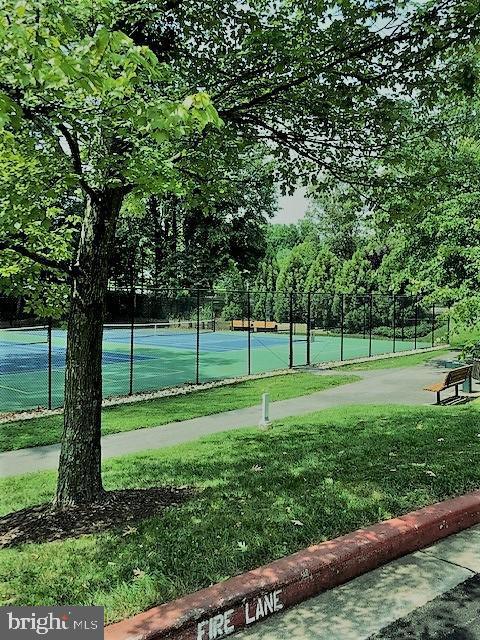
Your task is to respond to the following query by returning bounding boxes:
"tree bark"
[54,188,123,507]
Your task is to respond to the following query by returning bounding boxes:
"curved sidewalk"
[0,360,465,478]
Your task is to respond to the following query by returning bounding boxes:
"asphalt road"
[371,574,480,640]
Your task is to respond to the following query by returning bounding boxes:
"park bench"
[253,321,278,332]
[424,365,473,404]
[231,319,252,331]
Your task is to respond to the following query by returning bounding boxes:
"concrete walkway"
[233,524,480,640]
[0,356,471,478]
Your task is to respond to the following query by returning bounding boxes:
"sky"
[274,187,310,224]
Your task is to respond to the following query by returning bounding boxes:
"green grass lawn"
[339,349,452,371]
[0,372,358,452]
[1,403,480,622]
[450,326,480,349]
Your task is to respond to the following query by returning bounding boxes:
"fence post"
[368,293,373,357]
[140,250,145,296]
[363,295,367,339]
[414,295,418,350]
[47,318,52,410]
[289,292,293,368]
[196,288,200,384]
[340,294,345,361]
[129,284,135,396]
[247,289,251,375]
[447,305,451,344]
[401,298,405,341]
[431,303,435,347]
[306,291,311,366]
[212,294,216,333]
[392,294,396,354]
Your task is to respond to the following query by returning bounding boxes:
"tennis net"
[103,319,215,340]
[0,325,49,345]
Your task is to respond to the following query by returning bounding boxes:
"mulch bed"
[0,487,194,548]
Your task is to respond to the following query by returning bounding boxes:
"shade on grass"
[1,403,480,622]
[0,372,358,452]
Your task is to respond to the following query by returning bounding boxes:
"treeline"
[215,201,440,337]
[218,185,415,304]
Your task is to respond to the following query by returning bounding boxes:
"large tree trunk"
[54,189,123,508]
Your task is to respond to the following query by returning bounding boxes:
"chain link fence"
[0,290,450,413]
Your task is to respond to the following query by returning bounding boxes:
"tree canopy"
[1,0,479,506]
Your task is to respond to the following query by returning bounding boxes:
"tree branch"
[57,124,83,175]
[57,123,101,201]
[0,240,71,274]
[218,4,466,123]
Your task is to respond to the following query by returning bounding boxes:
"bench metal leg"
[455,384,459,398]
[437,391,441,405]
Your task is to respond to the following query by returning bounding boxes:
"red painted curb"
[105,490,480,640]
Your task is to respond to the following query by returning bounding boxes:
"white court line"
[0,384,30,394]
[133,369,185,377]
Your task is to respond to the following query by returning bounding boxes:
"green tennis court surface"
[0,325,429,413]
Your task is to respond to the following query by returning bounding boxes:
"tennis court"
[0,322,429,413]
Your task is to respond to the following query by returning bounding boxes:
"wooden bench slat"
[447,368,471,384]
[424,382,447,392]
[231,320,252,330]
[424,365,473,403]
[231,320,278,332]
[253,321,278,332]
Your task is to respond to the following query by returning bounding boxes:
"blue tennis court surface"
[0,326,429,413]
[0,346,154,375]
[105,330,298,352]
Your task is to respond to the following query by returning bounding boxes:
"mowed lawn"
[340,349,451,371]
[0,372,358,452]
[1,404,480,623]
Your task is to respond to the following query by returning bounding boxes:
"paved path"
[233,524,480,640]
[0,355,470,478]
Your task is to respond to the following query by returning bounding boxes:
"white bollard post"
[259,393,271,430]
